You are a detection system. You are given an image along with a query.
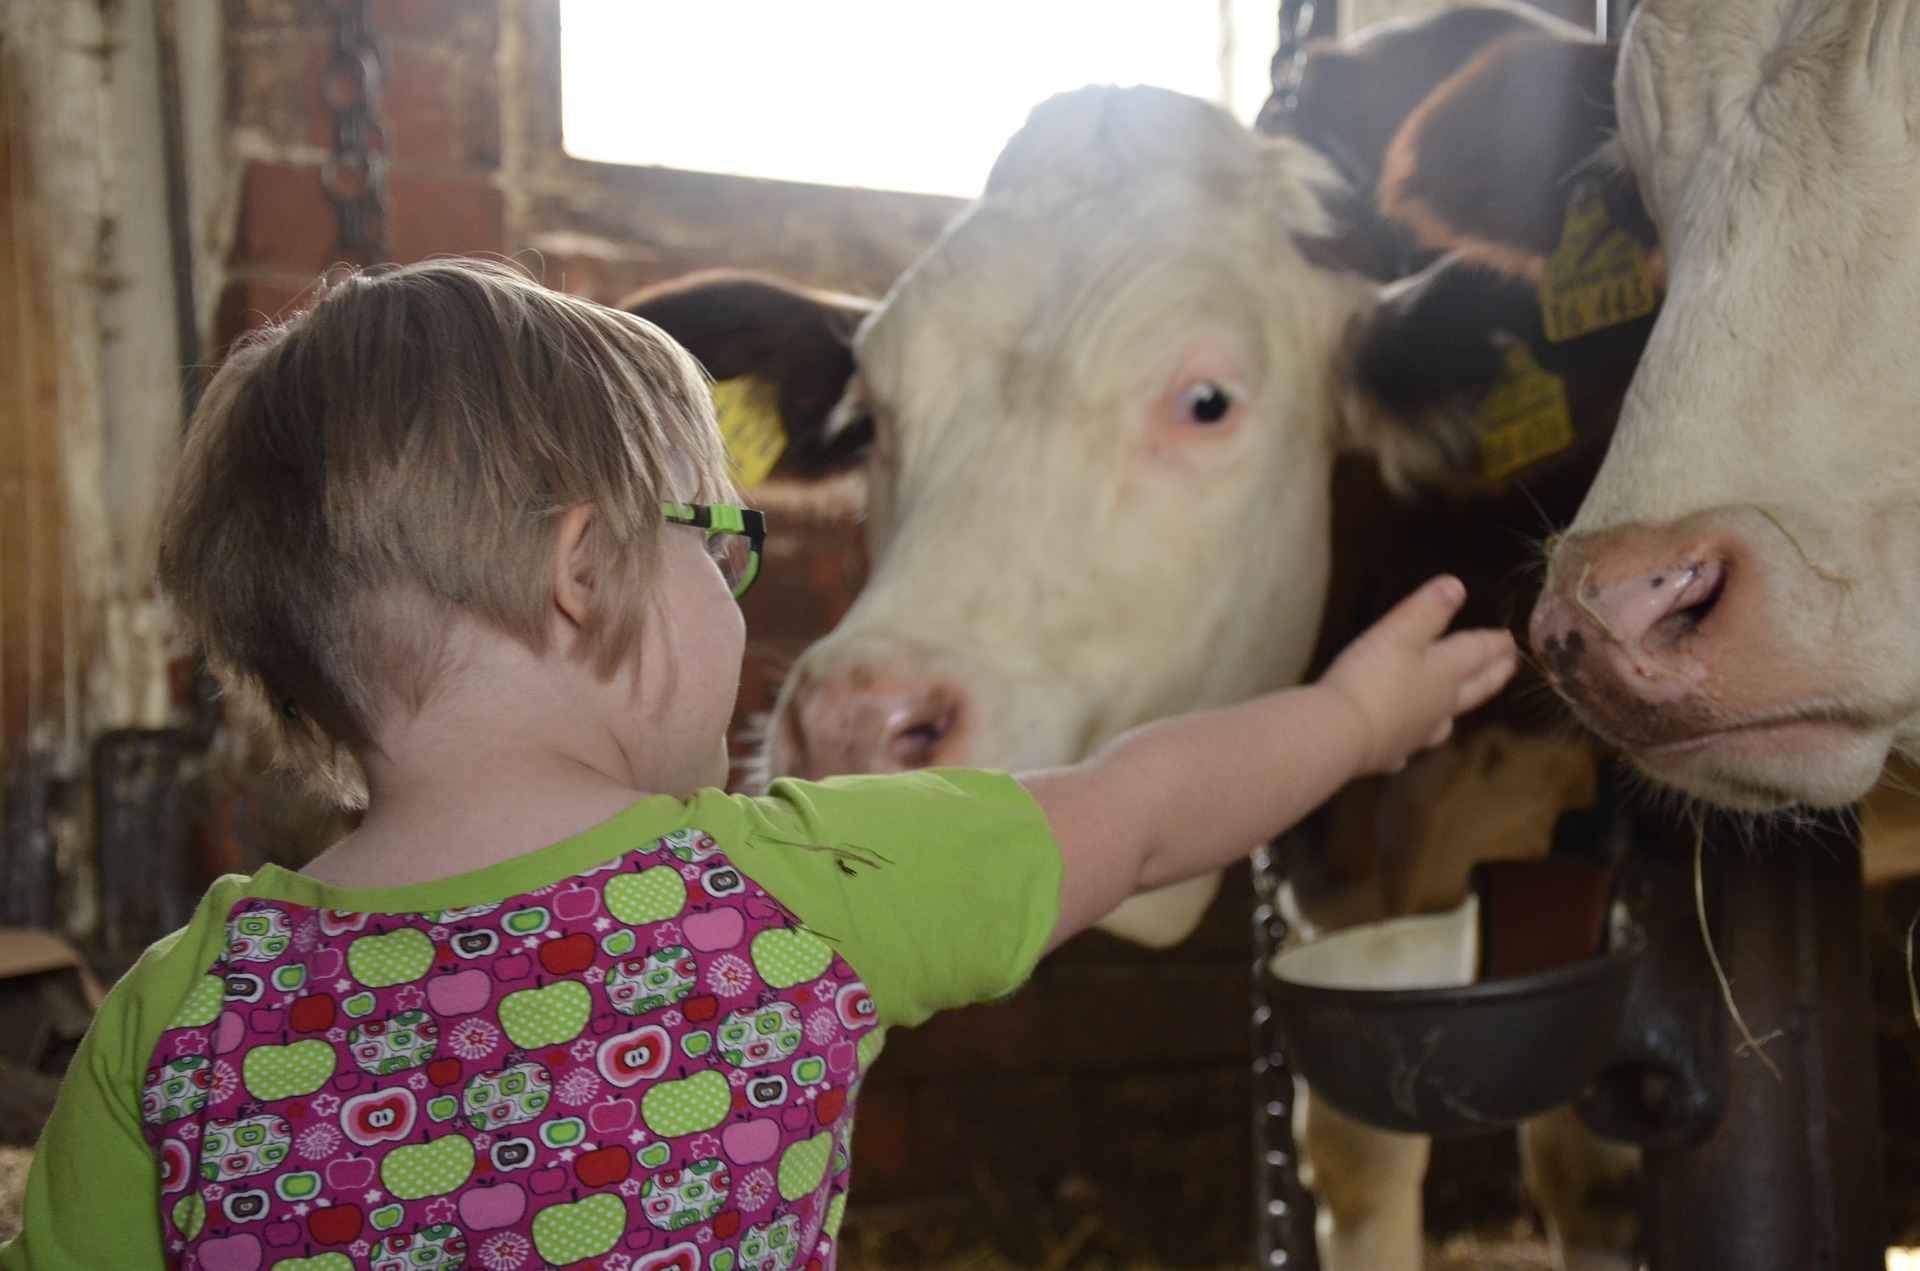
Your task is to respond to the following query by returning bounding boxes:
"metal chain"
[321,0,392,270]
[1267,0,1321,120]
[1252,842,1319,1271]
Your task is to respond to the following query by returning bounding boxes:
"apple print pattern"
[142,829,882,1271]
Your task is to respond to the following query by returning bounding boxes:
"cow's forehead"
[857,192,1290,424]
[1619,0,1920,216]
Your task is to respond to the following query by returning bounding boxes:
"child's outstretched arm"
[1022,575,1518,952]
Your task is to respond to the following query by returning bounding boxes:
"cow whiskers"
[1694,822,1784,1081]
[1906,902,1920,1034]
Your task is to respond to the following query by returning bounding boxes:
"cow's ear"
[1340,249,1655,498]
[1379,31,1648,280]
[1333,260,1496,493]
[621,270,879,478]
[1271,3,1585,278]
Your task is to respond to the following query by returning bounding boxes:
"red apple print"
[834,985,876,1031]
[597,1026,671,1087]
[324,1157,375,1190]
[805,1259,822,1271]
[427,1058,463,1088]
[814,1088,846,1125]
[553,885,600,921]
[713,1211,741,1240]
[635,1243,702,1271]
[265,1220,302,1248]
[683,995,718,1024]
[587,1097,636,1134]
[288,994,336,1034]
[540,933,596,976]
[494,953,532,981]
[574,1145,631,1188]
[307,1203,363,1245]
[529,1166,569,1196]
[342,1088,417,1146]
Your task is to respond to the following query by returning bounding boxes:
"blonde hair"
[159,259,731,804]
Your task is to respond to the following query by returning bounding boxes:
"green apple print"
[268,1257,355,1271]
[604,865,687,925]
[641,1070,730,1137]
[826,1192,849,1242]
[750,927,833,989]
[497,981,592,1048]
[381,1135,475,1200]
[347,928,435,987]
[857,1027,887,1071]
[777,1131,834,1201]
[530,1192,625,1264]
[242,1039,337,1100]
[167,975,224,1029]
[171,1193,206,1240]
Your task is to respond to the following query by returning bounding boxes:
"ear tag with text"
[1478,342,1573,482]
[711,376,786,489]
[1538,179,1657,343]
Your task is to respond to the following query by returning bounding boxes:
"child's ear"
[552,503,599,629]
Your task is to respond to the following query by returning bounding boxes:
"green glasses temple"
[662,502,767,598]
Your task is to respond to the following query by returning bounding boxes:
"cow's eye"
[1180,382,1233,425]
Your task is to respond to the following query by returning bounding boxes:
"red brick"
[232,161,335,273]
[386,51,453,162]
[371,0,499,46]
[387,172,506,259]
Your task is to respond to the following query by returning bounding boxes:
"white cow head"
[636,86,1469,945]
[1530,0,1920,810]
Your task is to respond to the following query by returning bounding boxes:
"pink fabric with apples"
[140,827,878,1271]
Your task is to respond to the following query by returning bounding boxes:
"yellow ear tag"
[1478,342,1574,482]
[1538,179,1657,344]
[710,376,786,489]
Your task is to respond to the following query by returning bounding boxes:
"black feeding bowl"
[1268,907,1643,1136]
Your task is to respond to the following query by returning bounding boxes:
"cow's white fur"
[767,87,1458,945]
[1544,0,1920,806]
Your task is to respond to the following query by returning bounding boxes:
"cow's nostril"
[1648,558,1728,649]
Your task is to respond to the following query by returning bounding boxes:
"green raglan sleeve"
[0,877,251,1271]
[713,767,1063,1029]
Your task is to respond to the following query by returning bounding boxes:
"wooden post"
[1638,813,1886,1271]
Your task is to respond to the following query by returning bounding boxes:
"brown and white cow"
[1531,0,1920,813]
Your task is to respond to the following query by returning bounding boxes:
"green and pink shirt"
[0,769,1061,1271]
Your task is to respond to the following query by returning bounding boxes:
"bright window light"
[1890,1250,1920,1271]
[560,1,1283,198]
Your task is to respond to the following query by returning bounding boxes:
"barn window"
[559,0,1283,198]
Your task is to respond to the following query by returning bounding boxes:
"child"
[0,260,1515,1271]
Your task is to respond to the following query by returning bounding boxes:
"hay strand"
[1693,823,1783,1080]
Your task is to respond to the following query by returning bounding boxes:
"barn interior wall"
[0,0,231,939]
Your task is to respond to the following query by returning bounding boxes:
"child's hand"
[1321,576,1520,774]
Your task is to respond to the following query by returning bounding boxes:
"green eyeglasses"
[663,502,766,598]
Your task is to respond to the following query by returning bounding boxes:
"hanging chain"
[1269,0,1320,119]
[1252,841,1319,1271]
[321,0,392,271]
